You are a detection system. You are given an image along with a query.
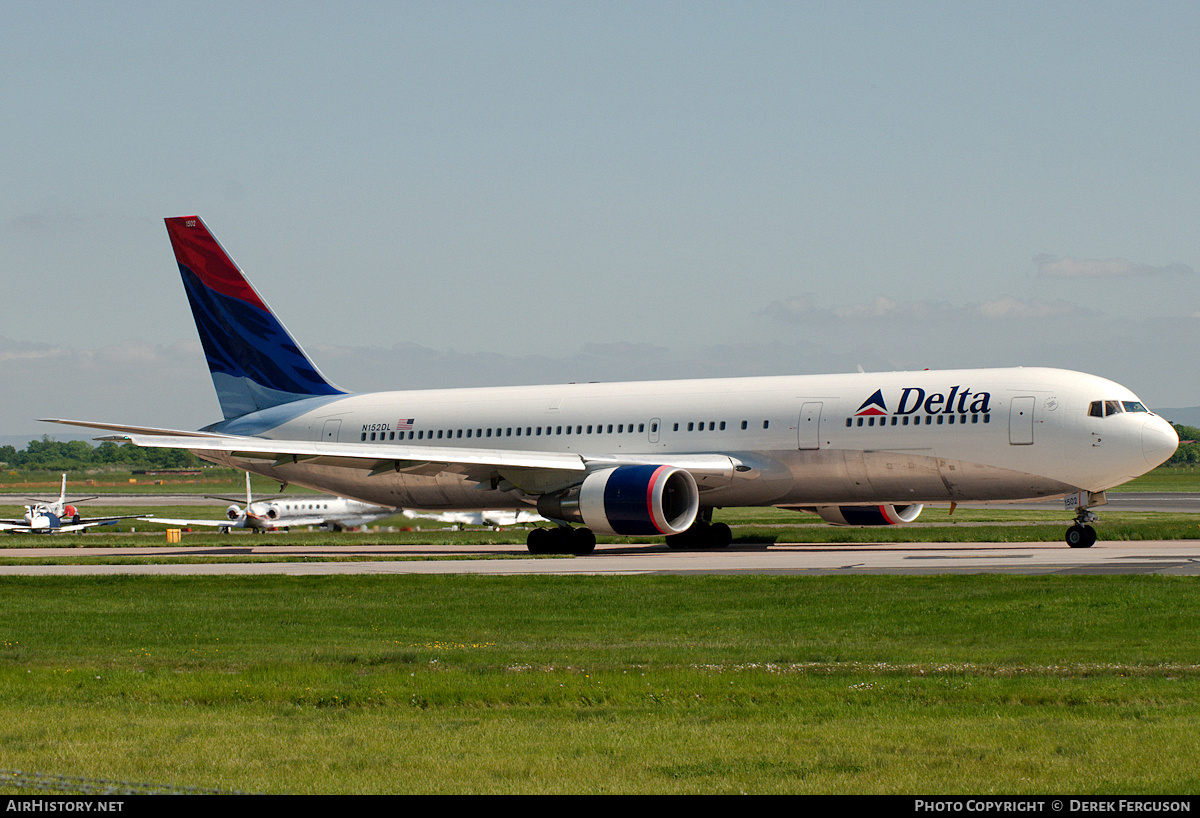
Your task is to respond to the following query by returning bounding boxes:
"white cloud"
[974,296,1081,320]
[1034,254,1194,279]
[761,294,1088,325]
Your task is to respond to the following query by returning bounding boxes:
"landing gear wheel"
[527,527,551,554]
[1066,524,1096,548]
[571,527,596,556]
[526,526,596,555]
[666,519,732,550]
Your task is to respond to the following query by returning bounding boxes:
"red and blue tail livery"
[164,217,344,419]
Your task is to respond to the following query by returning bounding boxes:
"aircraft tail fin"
[164,216,345,419]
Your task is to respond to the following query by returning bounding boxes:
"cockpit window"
[1091,400,1142,417]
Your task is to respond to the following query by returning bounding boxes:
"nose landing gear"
[1063,490,1106,548]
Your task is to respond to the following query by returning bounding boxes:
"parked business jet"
[0,474,134,534]
[147,472,397,533]
[44,216,1178,553]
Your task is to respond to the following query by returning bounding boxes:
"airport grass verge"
[0,506,1195,554]
[1,573,1198,794]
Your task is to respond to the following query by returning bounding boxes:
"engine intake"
[537,465,699,536]
[815,504,924,526]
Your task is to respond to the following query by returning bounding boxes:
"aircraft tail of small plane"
[164,216,345,420]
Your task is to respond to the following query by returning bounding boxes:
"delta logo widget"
[854,386,993,419]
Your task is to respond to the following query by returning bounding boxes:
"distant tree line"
[1170,424,1200,465]
[0,437,203,471]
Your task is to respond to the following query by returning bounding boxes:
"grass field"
[1,573,1199,795]
[1,467,1198,793]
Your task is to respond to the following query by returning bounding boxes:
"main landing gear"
[665,509,732,550]
[1065,507,1099,548]
[527,525,596,556]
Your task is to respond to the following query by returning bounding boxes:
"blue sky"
[3,1,1198,436]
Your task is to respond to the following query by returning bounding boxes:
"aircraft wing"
[42,419,585,472]
[403,509,545,526]
[140,517,241,528]
[41,419,743,493]
[55,518,128,532]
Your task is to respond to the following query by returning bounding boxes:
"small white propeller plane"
[0,474,135,534]
[147,472,397,533]
[44,216,1179,554]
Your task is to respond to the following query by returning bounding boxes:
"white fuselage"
[192,367,1178,512]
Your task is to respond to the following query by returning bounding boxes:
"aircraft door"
[321,419,342,443]
[649,418,661,444]
[798,402,822,450]
[1009,397,1034,445]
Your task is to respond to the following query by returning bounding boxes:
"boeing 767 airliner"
[44,216,1179,553]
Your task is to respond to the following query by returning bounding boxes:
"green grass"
[1,574,1199,794]
[1114,464,1200,491]
[0,467,318,495]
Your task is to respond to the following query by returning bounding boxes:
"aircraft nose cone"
[1142,417,1179,467]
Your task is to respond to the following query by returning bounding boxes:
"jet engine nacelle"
[226,505,242,521]
[537,465,700,536]
[815,504,924,526]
